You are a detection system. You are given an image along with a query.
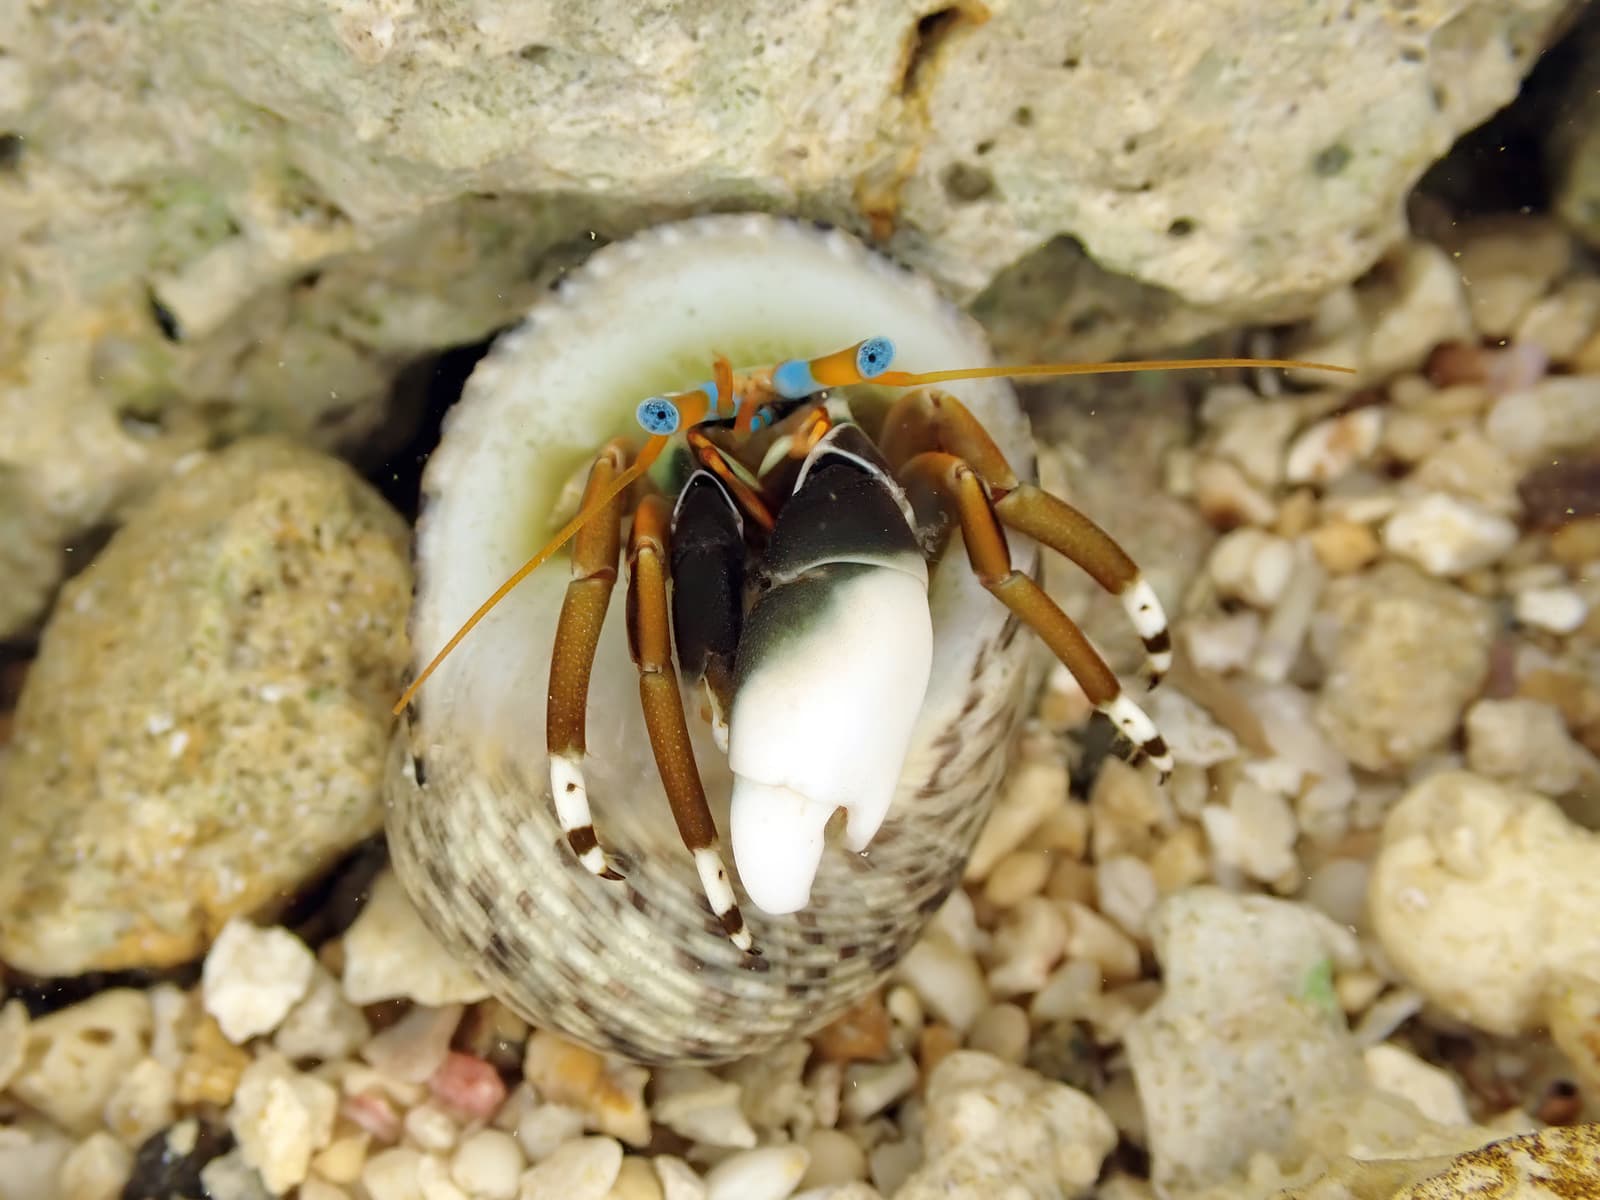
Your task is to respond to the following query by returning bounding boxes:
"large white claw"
[728,779,833,914]
[725,566,933,915]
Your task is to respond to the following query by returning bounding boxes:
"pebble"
[59,1132,134,1200]
[866,1139,921,1197]
[312,1133,371,1185]
[965,1004,1030,1065]
[987,898,1069,996]
[1227,781,1299,884]
[342,871,491,1007]
[799,1131,868,1190]
[981,850,1050,908]
[1454,216,1572,335]
[1094,856,1160,939]
[275,967,372,1064]
[895,932,988,1034]
[813,992,892,1064]
[1148,827,1209,895]
[300,1179,351,1200]
[229,1051,339,1194]
[726,1040,811,1133]
[198,1149,273,1200]
[1208,528,1296,607]
[419,1154,470,1200]
[1193,457,1278,527]
[1484,374,1600,464]
[9,989,152,1135]
[1311,562,1494,771]
[518,1137,622,1200]
[1089,758,1165,861]
[840,1056,917,1122]
[1061,901,1141,983]
[607,1157,663,1200]
[1412,429,1522,515]
[364,1148,427,1200]
[362,1004,463,1085]
[792,1185,882,1200]
[1284,408,1382,485]
[404,1103,461,1153]
[1465,698,1595,796]
[177,1017,253,1109]
[1363,1044,1471,1127]
[0,999,28,1092]
[1207,392,1301,487]
[1383,492,1518,575]
[1181,610,1261,674]
[202,920,318,1044]
[451,1131,524,1200]
[894,1052,1115,1200]
[963,758,1067,882]
[105,1057,179,1147]
[652,1156,707,1200]
[1515,276,1600,359]
[430,1051,508,1120]
[703,1146,809,1200]
[1307,519,1380,574]
[521,1032,651,1147]
[650,1068,757,1148]
[1515,585,1588,634]
[515,1105,588,1161]
[1302,858,1370,930]
[1146,691,1239,768]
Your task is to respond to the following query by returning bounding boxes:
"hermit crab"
[385,214,1347,1064]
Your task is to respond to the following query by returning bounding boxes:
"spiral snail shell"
[385,214,1043,1065]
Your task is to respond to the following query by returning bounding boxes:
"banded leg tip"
[576,840,626,881]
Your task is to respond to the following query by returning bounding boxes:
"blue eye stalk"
[636,396,681,435]
[855,336,894,379]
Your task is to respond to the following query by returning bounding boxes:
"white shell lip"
[388,213,1044,1064]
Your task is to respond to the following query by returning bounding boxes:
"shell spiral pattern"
[385,214,1042,1065]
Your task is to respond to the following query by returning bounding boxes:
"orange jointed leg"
[546,440,636,880]
[898,451,1173,780]
[626,494,757,954]
[882,390,1172,686]
[685,427,776,536]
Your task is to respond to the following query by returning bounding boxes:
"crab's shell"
[385,214,1041,1065]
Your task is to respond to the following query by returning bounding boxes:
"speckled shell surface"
[386,214,1041,1065]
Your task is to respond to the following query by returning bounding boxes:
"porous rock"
[893,1051,1116,1200]
[1309,562,1494,772]
[1123,887,1363,1196]
[0,0,1570,636]
[0,438,411,975]
[1368,771,1600,1050]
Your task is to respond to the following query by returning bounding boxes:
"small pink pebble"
[430,1051,507,1119]
[342,1092,402,1142]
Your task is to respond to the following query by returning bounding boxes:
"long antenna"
[394,343,1353,713]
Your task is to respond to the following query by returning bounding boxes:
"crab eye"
[855,336,894,379]
[636,396,681,435]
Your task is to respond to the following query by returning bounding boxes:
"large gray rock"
[0,0,1573,635]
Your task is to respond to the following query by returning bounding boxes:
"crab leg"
[627,493,757,954]
[882,389,1172,686]
[546,440,634,881]
[898,450,1173,780]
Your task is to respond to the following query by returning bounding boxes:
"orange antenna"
[392,381,718,714]
[769,336,1355,399]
